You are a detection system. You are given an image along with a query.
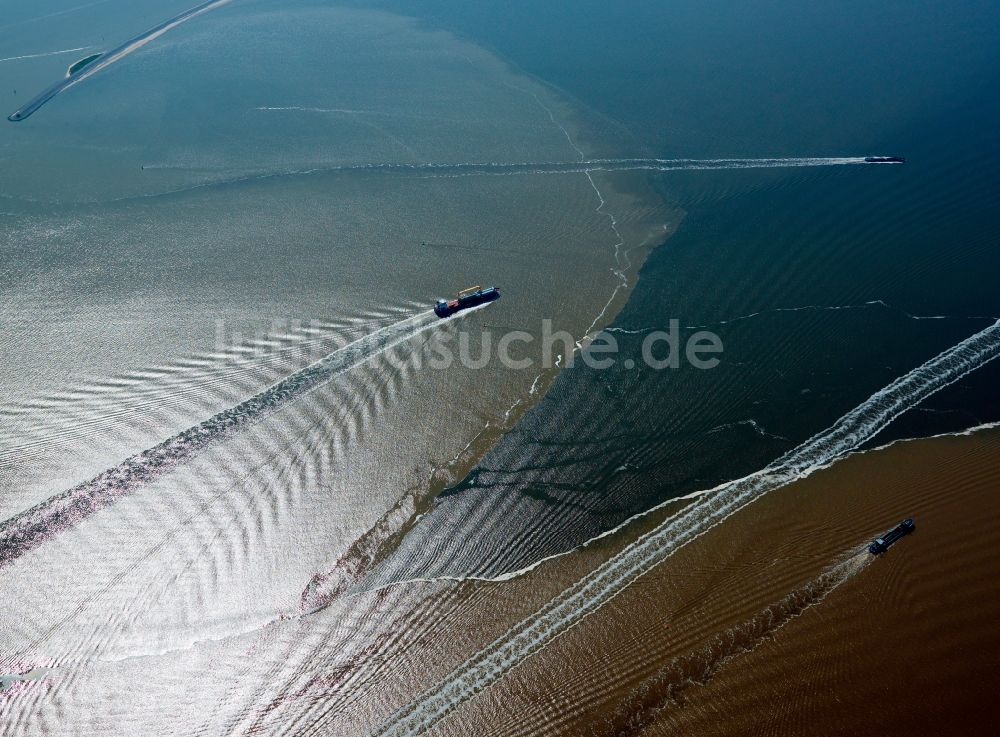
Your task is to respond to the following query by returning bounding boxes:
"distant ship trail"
[7,0,233,122]
[0,310,442,569]
[371,318,1000,737]
[0,46,91,64]
[91,156,887,207]
[291,157,878,179]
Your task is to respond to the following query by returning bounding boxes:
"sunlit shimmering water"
[2,0,999,735]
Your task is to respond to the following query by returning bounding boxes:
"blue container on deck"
[435,285,501,318]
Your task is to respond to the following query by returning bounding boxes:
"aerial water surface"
[1,0,998,735]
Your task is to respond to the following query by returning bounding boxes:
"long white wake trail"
[349,157,876,178]
[0,46,91,64]
[372,319,1000,737]
[0,310,440,569]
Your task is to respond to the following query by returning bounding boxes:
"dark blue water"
[346,0,999,154]
[358,0,1000,581]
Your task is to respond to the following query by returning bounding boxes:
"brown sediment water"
[71,425,990,736]
[395,426,1000,737]
[643,426,1000,737]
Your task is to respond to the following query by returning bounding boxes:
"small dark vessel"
[868,518,915,554]
[435,285,500,318]
[864,156,906,163]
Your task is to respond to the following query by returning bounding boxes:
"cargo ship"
[864,156,906,163]
[868,518,915,554]
[435,285,500,318]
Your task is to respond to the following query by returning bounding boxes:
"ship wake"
[595,551,871,737]
[0,310,444,569]
[370,317,1000,737]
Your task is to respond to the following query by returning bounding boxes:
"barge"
[868,518,915,555]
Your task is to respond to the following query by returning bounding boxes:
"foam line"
[0,310,447,568]
[255,106,371,115]
[0,47,91,64]
[515,87,630,347]
[351,421,1000,607]
[371,319,1000,737]
[608,300,998,334]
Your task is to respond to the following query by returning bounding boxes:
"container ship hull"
[435,286,501,318]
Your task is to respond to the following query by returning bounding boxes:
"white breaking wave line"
[353,420,1000,603]
[607,299,997,334]
[371,318,1000,737]
[530,92,586,162]
[517,87,631,347]
[708,419,789,441]
[579,170,629,343]
[0,46,90,63]
[255,106,370,115]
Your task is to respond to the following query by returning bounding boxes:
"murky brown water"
[365,427,1000,737]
